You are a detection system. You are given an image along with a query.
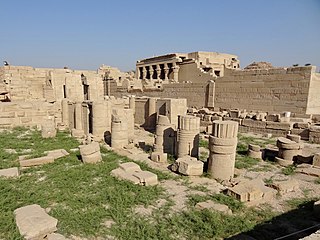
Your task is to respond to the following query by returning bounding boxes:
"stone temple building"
[0,51,319,143]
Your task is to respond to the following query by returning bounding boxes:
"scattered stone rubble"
[19,149,69,167]
[111,162,158,186]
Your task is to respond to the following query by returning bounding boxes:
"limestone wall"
[0,66,104,103]
[178,61,213,83]
[214,66,315,114]
[111,81,209,108]
[0,101,61,128]
[306,72,320,114]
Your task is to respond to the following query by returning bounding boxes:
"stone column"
[124,109,134,142]
[148,97,157,130]
[149,66,154,80]
[141,66,146,80]
[136,67,140,79]
[75,102,83,131]
[276,137,302,166]
[164,63,169,81]
[177,115,200,158]
[207,120,238,181]
[151,115,175,162]
[172,64,180,82]
[111,115,128,149]
[61,99,69,127]
[129,95,135,115]
[156,65,161,80]
[92,100,110,141]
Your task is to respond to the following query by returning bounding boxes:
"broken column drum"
[177,115,200,158]
[92,100,111,141]
[207,120,238,181]
[111,115,128,148]
[153,115,175,155]
[276,137,302,165]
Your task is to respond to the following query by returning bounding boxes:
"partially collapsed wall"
[214,66,320,114]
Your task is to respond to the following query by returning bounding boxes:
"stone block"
[242,119,266,129]
[248,149,262,159]
[110,168,140,184]
[41,123,56,138]
[133,170,158,186]
[313,153,320,167]
[291,128,309,140]
[151,152,167,163]
[270,179,299,194]
[47,233,68,240]
[286,134,301,143]
[14,204,58,240]
[0,167,19,177]
[82,151,102,164]
[266,121,293,130]
[79,142,100,156]
[195,200,232,214]
[174,156,204,176]
[20,156,55,167]
[296,165,320,177]
[293,122,309,129]
[119,162,141,172]
[46,149,69,159]
[275,157,294,167]
[266,114,280,122]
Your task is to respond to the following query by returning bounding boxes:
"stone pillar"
[124,109,134,142]
[207,120,238,181]
[136,67,140,79]
[129,96,135,115]
[164,64,169,81]
[149,66,154,80]
[172,63,180,82]
[141,66,146,80]
[72,101,85,138]
[92,100,110,141]
[61,99,69,127]
[111,115,128,149]
[75,102,83,131]
[151,115,175,162]
[156,65,161,80]
[148,97,157,130]
[177,115,200,158]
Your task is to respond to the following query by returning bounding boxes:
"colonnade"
[136,62,180,82]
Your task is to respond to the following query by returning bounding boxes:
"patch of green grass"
[281,165,296,175]
[249,163,274,172]
[199,151,208,161]
[238,134,275,148]
[235,155,260,169]
[199,139,208,149]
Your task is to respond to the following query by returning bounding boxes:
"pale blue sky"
[1,0,319,71]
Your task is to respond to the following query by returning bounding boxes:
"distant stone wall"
[178,61,213,83]
[306,72,320,114]
[111,81,210,108]
[0,101,61,128]
[214,66,316,114]
[0,66,104,103]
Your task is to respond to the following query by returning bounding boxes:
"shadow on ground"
[226,200,320,240]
